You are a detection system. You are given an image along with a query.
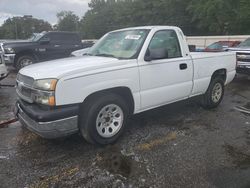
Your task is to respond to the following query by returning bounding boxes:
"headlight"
[33,79,57,91]
[4,47,15,54]
[33,91,55,106]
[32,79,57,106]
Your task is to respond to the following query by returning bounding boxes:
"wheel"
[15,55,34,70]
[201,76,225,109]
[79,93,129,145]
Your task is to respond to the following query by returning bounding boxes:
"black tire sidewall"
[16,55,34,70]
[80,93,129,145]
[204,77,224,108]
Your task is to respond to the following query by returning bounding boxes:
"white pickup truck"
[15,26,236,145]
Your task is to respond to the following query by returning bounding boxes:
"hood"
[19,56,126,80]
[2,40,34,47]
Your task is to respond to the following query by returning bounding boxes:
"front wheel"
[201,77,225,109]
[15,55,35,70]
[79,93,129,145]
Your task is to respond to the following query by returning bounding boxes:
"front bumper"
[15,101,79,139]
[236,66,250,75]
[3,54,15,64]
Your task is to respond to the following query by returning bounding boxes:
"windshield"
[88,29,150,59]
[29,32,47,42]
[238,38,250,47]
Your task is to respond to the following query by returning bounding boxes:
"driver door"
[138,30,193,110]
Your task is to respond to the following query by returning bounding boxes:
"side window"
[148,30,182,59]
[46,33,60,44]
[46,33,77,44]
[63,34,79,44]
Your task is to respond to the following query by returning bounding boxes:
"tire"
[15,55,35,71]
[201,76,225,109]
[79,93,129,145]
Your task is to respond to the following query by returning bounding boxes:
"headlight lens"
[33,92,55,106]
[32,79,57,106]
[33,79,57,91]
[4,47,15,54]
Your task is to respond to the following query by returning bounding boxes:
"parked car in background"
[71,40,96,57]
[204,41,241,52]
[0,57,8,81]
[1,31,84,70]
[227,38,250,75]
[82,40,96,49]
[15,26,236,145]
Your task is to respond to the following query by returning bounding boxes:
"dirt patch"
[224,144,250,169]
[96,145,133,177]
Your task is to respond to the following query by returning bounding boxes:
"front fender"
[55,68,141,112]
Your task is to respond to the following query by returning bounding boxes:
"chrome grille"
[237,52,250,63]
[17,73,34,86]
[16,74,35,103]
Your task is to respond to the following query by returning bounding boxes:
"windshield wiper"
[95,53,118,59]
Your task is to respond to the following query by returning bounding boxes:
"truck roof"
[112,26,180,32]
[47,31,79,34]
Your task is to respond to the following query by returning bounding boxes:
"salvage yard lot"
[0,71,250,188]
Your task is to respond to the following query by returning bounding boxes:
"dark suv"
[1,31,83,70]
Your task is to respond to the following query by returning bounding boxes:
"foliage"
[56,11,80,32]
[1,0,250,39]
[0,16,52,39]
[80,0,195,39]
[80,0,250,38]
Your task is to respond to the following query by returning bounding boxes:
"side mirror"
[144,48,168,61]
[188,45,196,52]
[39,37,50,45]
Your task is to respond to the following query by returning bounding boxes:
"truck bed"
[190,51,236,97]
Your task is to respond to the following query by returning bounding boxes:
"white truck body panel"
[190,52,236,96]
[19,26,236,114]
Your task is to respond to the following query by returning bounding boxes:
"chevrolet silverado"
[15,26,236,145]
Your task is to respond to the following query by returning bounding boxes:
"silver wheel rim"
[96,104,124,138]
[211,83,222,103]
[20,58,33,68]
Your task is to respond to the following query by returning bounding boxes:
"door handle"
[54,45,60,47]
[179,63,187,70]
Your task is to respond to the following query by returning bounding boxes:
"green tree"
[0,16,52,39]
[56,11,80,32]
[187,0,242,35]
[80,0,194,39]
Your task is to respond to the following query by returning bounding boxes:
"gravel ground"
[0,71,250,188]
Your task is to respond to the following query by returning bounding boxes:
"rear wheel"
[79,93,129,145]
[15,55,34,70]
[201,77,225,109]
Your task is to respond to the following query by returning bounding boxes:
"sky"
[0,0,91,25]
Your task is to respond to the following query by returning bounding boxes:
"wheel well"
[211,69,227,83]
[83,87,135,114]
[14,51,37,65]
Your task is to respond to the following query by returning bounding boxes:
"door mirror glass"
[145,48,168,61]
[39,37,50,45]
